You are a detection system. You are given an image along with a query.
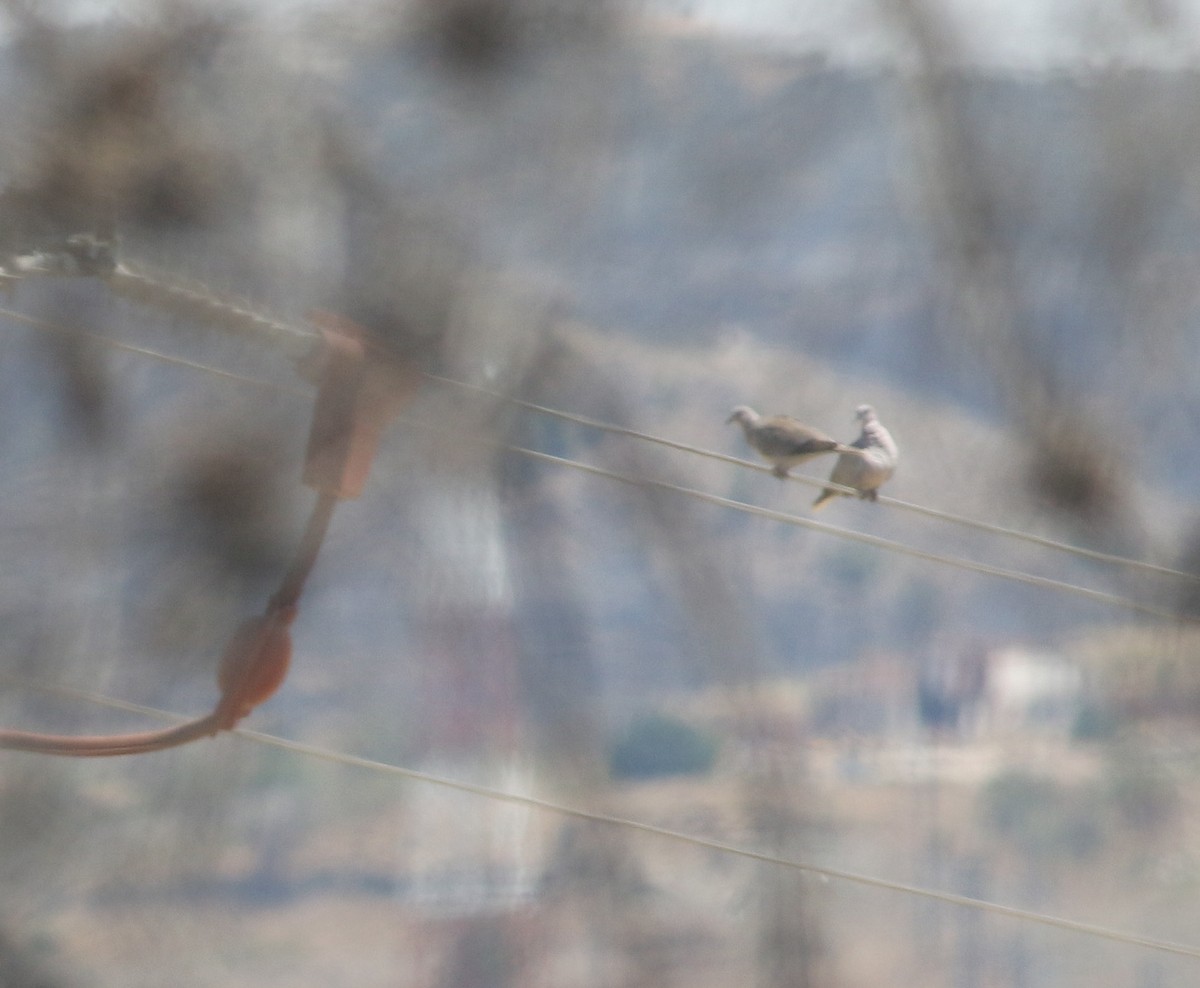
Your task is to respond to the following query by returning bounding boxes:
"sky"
[15,0,1200,71]
[642,0,1200,70]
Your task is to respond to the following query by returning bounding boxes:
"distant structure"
[919,644,1081,741]
[978,647,1082,738]
[404,468,533,988]
[805,643,1082,745]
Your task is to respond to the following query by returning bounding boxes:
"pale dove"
[727,405,850,478]
[812,404,898,509]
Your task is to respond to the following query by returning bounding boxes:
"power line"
[502,445,1188,623]
[2,669,1198,961]
[13,260,1193,587]
[0,305,309,395]
[428,373,1200,585]
[382,396,1189,619]
[107,263,318,360]
[43,254,1196,587]
[0,303,1186,623]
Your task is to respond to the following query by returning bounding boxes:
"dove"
[727,405,849,478]
[812,404,898,509]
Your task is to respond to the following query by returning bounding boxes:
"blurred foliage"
[980,770,1105,862]
[981,754,1181,866]
[609,712,719,780]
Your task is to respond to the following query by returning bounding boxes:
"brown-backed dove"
[727,405,848,478]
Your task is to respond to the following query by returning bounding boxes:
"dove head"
[727,405,759,426]
[855,404,876,423]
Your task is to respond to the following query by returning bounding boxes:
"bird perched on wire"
[812,404,898,509]
[727,405,852,478]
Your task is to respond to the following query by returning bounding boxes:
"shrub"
[609,713,719,780]
[980,771,1104,861]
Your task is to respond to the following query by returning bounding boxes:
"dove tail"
[833,443,869,458]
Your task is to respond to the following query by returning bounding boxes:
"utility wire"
[503,445,1188,623]
[107,263,318,360]
[428,373,1200,585]
[0,305,309,396]
[0,304,1186,622]
[10,259,1194,586]
[2,669,1199,961]
[383,399,1189,620]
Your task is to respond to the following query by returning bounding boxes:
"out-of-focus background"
[2,1,1200,985]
